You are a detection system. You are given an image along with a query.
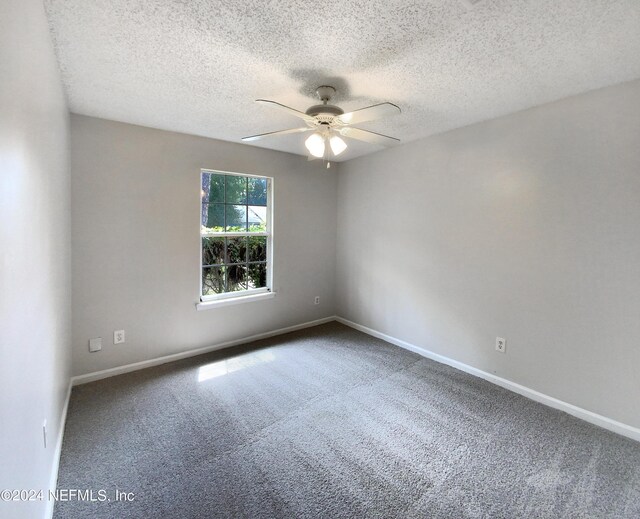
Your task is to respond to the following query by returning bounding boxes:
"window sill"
[196,291,276,311]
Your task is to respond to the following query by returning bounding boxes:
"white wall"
[71,115,337,376]
[0,1,72,518]
[337,79,640,429]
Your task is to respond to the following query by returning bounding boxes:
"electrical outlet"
[314,296,320,305]
[496,337,506,353]
[89,337,102,352]
[114,330,125,344]
[42,419,47,449]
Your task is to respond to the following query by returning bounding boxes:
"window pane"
[225,205,246,232]
[203,173,224,204]
[226,237,247,264]
[202,237,224,265]
[227,265,247,292]
[202,204,224,230]
[248,177,267,206]
[203,266,226,295]
[225,175,247,204]
[248,263,267,289]
[248,206,267,232]
[248,236,267,262]
[201,172,271,299]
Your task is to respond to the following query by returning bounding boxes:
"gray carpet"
[55,322,640,518]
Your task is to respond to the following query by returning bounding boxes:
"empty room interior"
[2,1,640,518]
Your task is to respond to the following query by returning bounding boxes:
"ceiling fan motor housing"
[305,103,344,119]
[305,85,345,121]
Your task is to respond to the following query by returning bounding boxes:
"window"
[200,170,272,302]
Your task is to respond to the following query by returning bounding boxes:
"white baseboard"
[71,316,336,386]
[45,379,72,519]
[66,313,639,443]
[335,316,640,443]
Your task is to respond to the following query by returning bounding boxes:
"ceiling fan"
[242,86,401,164]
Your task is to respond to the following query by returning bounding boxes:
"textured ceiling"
[45,0,640,161]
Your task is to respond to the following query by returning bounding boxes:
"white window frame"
[199,169,273,304]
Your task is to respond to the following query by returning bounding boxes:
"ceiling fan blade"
[335,102,401,125]
[339,127,400,147]
[242,127,312,142]
[255,99,315,122]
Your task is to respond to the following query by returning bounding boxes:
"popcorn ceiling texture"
[44,0,640,161]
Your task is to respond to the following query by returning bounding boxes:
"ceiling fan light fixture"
[305,132,325,158]
[244,87,401,158]
[329,135,347,156]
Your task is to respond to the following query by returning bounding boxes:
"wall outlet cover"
[114,330,125,344]
[496,337,506,353]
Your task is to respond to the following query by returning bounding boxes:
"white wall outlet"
[114,330,125,344]
[496,337,506,353]
[89,337,102,352]
[42,419,47,449]
[314,296,320,305]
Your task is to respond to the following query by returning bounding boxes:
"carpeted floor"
[55,322,640,518]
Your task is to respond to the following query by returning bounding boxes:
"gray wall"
[336,80,640,429]
[0,1,72,518]
[71,115,337,376]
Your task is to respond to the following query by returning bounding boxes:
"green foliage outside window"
[201,172,269,297]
